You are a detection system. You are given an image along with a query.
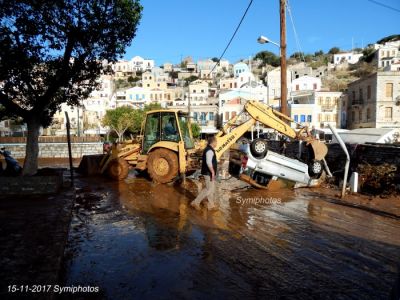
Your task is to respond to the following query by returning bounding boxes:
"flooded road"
[62,175,400,299]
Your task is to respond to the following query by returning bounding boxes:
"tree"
[361,47,376,63]
[0,1,142,175]
[211,57,219,63]
[314,50,324,56]
[290,52,305,59]
[102,107,140,141]
[191,123,201,139]
[185,75,199,86]
[328,47,341,55]
[254,51,280,67]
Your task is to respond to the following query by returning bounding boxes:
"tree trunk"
[22,117,41,176]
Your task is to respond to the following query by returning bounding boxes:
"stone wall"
[0,142,103,158]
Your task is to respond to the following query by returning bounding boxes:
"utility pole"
[280,0,288,117]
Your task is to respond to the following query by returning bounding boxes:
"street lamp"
[257,35,280,48]
[257,32,288,118]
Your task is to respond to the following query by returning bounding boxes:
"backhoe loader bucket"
[77,154,107,176]
[309,141,328,161]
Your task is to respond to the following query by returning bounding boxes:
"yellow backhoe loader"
[78,100,328,183]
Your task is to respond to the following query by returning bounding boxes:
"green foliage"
[328,47,341,55]
[361,47,376,63]
[290,52,305,59]
[185,75,199,86]
[314,50,324,56]
[0,0,143,126]
[169,70,179,79]
[127,75,140,83]
[102,106,141,140]
[377,34,400,45]
[191,123,201,138]
[254,51,280,67]
[143,103,162,112]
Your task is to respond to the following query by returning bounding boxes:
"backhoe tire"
[147,149,179,183]
[250,138,268,158]
[108,158,129,180]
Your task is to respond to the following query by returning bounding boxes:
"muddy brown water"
[62,173,400,299]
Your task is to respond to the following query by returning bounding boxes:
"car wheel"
[308,159,323,178]
[250,138,268,158]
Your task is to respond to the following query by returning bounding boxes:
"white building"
[130,56,155,72]
[291,76,322,92]
[373,45,400,69]
[333,52,363,65]
[188,80,209,105]
[265,67,291,103]
[112,56,155,76]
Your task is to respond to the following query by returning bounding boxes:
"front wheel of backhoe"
[108,158,129,180]
[147,149,179,183]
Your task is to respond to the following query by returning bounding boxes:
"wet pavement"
[62,174,400,299]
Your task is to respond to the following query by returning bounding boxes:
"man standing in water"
[191,136,218,210]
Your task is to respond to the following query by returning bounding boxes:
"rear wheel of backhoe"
[147,149,179,183]
[108,158,129,180]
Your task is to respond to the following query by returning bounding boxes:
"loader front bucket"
[77,154,107,176]
[309,141,328,161]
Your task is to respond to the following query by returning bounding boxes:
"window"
[296,84,299,91]
[385,83,393,97]
[230,83,232,88]
[300,115,306,122]
[193,89,196,93]
[147,84,150,87]
[385,107,393,118]
[200,112,206,121]
[326,97,331,107]
[313,83,317,90]
[352,111,355,122]
[367,85,371,99]
[307,115,312,122]
[358,110,362,122]
[318,97,323,105]
[201,89,204,93]
[325,114,330,122]
[193,112,198,120]
[161,112,179,142]
[130,94,133,100]
[143,112,160,152]
[209,112,214,121]
[352,91,356,101]
[234,82,237,88]
[294,115,299,122]
[367,108,371,120]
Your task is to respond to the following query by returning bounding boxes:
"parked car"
[228,139,323,189]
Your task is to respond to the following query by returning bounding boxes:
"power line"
[209,0,254,75]
[366,0,400,13]
[286,0,305,62]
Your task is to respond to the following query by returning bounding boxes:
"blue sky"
[125,0,400,65]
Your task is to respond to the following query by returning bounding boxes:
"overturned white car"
[228,139,324,189]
